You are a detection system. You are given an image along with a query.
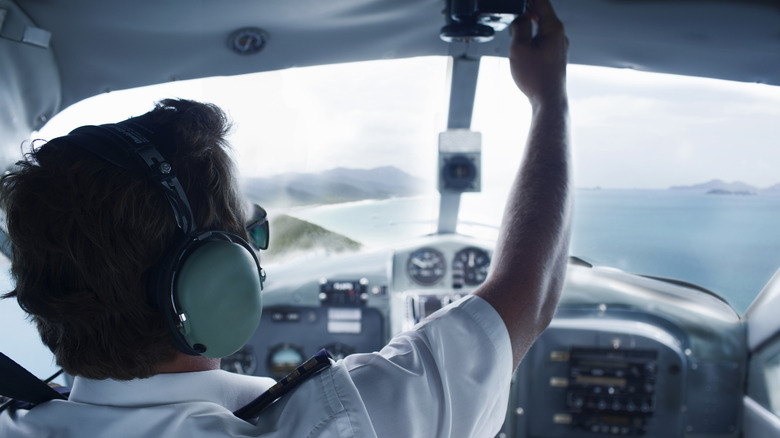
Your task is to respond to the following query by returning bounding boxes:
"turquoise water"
[570,190,780,313]
[3,189,779,379]
[290,189,780,314]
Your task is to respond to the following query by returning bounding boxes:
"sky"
[36,57,780,190]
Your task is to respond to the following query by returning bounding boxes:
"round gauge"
[453,247,491,286]
[220,345,257,375]
[407,247,446,286]
[267,343,305,379]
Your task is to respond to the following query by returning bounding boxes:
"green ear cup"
[175,240,263,358]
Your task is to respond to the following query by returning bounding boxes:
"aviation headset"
[62,114,265,358]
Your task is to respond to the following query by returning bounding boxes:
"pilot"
[0,0,569,436]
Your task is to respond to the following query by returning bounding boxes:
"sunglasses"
[246,204,269,250]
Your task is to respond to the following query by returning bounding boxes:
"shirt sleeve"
[341,295,513,438]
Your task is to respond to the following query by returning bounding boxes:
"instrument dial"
[407,247,446,286]
[453,247,491,286]
[267,343,305,379]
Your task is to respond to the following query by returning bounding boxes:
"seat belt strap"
[0,352,67,413]
[233,348,332,422]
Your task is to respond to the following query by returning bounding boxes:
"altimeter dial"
[407,247,446,286]
[453,247,490,286]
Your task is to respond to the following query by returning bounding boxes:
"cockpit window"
[29,56,780,316]
[469,58,780,314]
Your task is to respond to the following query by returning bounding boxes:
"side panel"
[744,270,780,437]
[0,0,60,169]
[509,311,744,438]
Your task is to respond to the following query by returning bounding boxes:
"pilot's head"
[0,99,250,380]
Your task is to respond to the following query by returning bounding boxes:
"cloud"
[36,59,780,190]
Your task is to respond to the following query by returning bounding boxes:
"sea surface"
[3,188,780,379]
[288,189,780,314]
[569,189,780,313]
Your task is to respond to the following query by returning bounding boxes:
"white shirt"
[1,295,512,437]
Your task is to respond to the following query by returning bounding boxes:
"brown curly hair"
[0,99,247,380]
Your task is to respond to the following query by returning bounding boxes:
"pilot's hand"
[509,0,569,106]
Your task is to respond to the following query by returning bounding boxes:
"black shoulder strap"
[0,352,67,413]
[233,349,332,422]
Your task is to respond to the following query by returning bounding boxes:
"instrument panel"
[405,245,492,288]
[226,234,745,438]
[509,316,688,437]
[393,236,494,291]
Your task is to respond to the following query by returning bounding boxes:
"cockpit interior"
[2,0,780,437]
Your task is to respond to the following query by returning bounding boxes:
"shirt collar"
[68,370,275,412]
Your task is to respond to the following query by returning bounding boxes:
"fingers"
[528,0,557,21]
[526,0,565,36]
[510,14,533,46]
[511,0,566,51]
[507,0,569,105]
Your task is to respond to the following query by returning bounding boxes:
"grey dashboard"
[227,233,745,437]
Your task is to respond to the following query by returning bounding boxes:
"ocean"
[3,188,779,379]
[288,189,780,314]
[570,189,780,312]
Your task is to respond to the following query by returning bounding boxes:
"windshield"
[5,58,780,378]
[31,56,780,311]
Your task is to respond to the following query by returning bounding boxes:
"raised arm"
[474,0,571,369]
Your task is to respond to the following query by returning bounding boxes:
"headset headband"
[67,117,195,233]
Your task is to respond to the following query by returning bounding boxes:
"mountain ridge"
[242,166,428,206]
[669,179,780,195]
